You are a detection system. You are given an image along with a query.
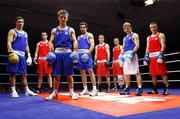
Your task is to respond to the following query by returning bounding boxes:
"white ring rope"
[0,52,179,84]
[0,70,180,76]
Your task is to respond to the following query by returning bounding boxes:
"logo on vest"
[65,32,69,35]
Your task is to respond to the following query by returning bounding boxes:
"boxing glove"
[69,52,79,63]
[157,52,164,63]
[143,54,149,65]
[125,51,135,64]
[105,59,111,68]
[46,52,56,64]
[119,53,125,62]
[81,53,90,63]
[26,53,32,66]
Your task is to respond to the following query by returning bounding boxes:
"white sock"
[125,85,129,88]
[11,86,16,92]
[25,86,30,92]
[93,86,97,91]
[53,89,58,94]
[84,86,88,91]
[138,85,142,88]
[69,89,74,94]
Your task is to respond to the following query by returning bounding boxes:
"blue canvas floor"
[0,88,180,119]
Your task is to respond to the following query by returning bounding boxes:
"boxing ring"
[0,52,180,119]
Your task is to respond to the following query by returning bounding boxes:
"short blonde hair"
[122,22,132,29]
[57,9,69,17]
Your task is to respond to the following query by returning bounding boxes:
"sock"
[84,86,88,91]
[98,84,102,91]
[93,86,97,91]
[69,89,74,94]
[25,86,30,92]
[11,86,16,92]
[138,85,142,88]
[53,89,58,94]
[163,83,169,88]
[125,85,129,88]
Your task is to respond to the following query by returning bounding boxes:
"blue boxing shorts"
[76,53,93,71]
[7,55,27,74]
[53,52,74,76]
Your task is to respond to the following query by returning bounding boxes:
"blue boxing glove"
[125,51,135,63]
[46,52,56,64]
[119,53,125,62]
[157,52,164,63]
[69,52,79,63]
[143,54,149,66]
[118,53,125,66]
[81,53,90,63]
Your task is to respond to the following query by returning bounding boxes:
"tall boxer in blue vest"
[7,16,37,98]
[77,22,98,96]
[46,10,79,100]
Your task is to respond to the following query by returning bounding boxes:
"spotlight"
[129,0,159,7]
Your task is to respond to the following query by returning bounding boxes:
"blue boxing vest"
[124,32,135,52]
[12,29,27,52]
[78,32,90,49]
[54,26,72,49]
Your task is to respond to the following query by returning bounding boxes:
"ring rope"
[0,52,179,85]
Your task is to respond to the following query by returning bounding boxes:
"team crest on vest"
[65,31,69,35]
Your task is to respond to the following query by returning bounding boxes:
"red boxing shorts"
[37,59,52,74]
[96,60,110,77]
[149,57,167,76]
[112,61,123,75]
